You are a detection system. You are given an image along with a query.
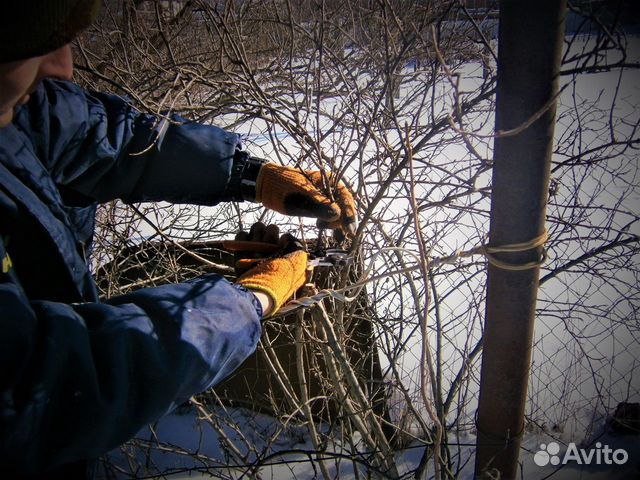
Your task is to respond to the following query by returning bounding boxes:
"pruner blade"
[308,249,352,268]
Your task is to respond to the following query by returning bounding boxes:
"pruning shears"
[213,240,352,269]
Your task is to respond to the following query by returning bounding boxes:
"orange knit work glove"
[255,164,357,239]
[236,232,309,316]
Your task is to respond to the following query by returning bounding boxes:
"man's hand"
[255,164,357,240]
[235,223,309,317]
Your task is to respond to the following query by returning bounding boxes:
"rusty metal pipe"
[474,1,566,478]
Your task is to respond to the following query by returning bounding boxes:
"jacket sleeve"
[15,79,243,205]
[0,270,262,474]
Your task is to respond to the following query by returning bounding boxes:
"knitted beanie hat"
[0,0,102,63]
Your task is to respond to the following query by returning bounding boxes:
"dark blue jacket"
[0,80,262,474]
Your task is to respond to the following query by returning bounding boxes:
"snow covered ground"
[100,405,640,479]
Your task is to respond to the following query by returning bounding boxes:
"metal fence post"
[474,1,567,478]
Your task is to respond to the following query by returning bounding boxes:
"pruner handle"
[217,240,280,254]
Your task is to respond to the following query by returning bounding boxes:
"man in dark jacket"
[0,1,356,477]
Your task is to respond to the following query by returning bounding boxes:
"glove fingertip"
[344,218,357,237]
[249,222,266,241]
[264,224,280,244]
[323,203,341,222]
[279,233,306,254]
[235,231,250,241]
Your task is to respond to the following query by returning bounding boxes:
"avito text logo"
[534,442,628,467]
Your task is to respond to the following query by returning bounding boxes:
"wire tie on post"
[474,416,527,445]
[481,229,549,271]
